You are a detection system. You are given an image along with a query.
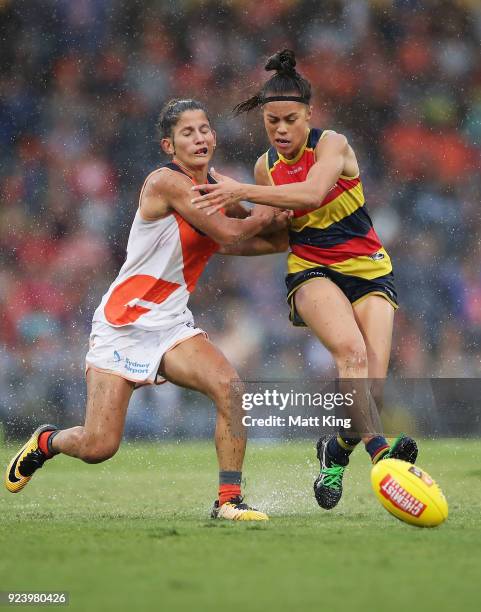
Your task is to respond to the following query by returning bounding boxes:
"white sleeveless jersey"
[92,163,219,331]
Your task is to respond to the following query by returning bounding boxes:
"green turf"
[0,439,480,612]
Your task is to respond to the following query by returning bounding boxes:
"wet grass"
[0,439,480,612]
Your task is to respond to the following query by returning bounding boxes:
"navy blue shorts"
[285,266,398,327]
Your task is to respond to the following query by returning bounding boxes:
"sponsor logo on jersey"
[287,166,303,175]
[379,474,426,517]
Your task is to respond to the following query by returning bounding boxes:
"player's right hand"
[265,209,290,232]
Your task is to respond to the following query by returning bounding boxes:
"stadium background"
[1,0,480,437]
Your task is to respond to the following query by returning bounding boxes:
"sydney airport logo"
[113,350,150,375]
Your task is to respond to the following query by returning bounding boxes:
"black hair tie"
[261,95,310,105]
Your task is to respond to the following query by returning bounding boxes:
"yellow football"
[371,458,448,527]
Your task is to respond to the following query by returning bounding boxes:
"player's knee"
[333,341,368,371]
[210,372,244,407]
[81,446,118,464]
[79,436,120,464]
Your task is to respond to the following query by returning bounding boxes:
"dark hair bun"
[265,49,297,75]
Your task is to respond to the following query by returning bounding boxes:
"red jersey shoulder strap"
[266,127,324,174]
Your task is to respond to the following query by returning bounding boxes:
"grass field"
[0,438,480,612]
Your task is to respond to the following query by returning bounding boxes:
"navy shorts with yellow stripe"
[286,267,398,327]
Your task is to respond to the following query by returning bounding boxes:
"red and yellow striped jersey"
[266,128,392,280]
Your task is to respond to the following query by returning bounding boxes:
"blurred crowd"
[1,0,480,433]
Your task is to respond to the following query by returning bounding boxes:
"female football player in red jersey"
[192,50,418,510]
[5,99,289,521]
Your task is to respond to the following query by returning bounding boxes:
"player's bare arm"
[141,168,273,245]
[251,152,291,242]
[219,207,290,256]
[219,230,289,256]
[226,202,291,250]
[191,133,354,213]
[224,201,250,218]
[212,159,289,255]
[217,158,289,255]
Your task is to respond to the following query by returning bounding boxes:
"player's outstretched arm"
[219,209,289,256]
[219,157,290,255]
[140,169,273,246]
[219,230,289,256]
[224,201,251,219]
[191,133,351,213]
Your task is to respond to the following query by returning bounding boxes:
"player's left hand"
[191,168,245,216]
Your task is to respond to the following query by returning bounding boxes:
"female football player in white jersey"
[5,99,288,521]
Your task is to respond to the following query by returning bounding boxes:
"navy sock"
[338,428,361,448]
[327,437,352,466]
[219,471,242,485]
[365,436,390,463]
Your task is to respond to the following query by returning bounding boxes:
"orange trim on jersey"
[136,162,220,296]
[104,275,182,326]
[166,162,221,292]
[158,162,220,270]
[174,212,219,292]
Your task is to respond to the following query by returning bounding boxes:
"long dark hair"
[156,99,210,139]
[233,49,312,115]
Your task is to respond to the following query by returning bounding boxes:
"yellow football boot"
[5,424,58,493]
[211,496,269,521]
